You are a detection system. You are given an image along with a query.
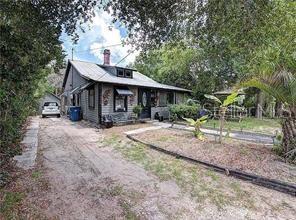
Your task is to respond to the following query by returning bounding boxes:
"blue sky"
[60,11,138,67]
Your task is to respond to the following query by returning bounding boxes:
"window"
[44,102,58,106]
[72,94,76,106]
[167,92,175,105]
[77,94,80,106]
[114,88,128,112]
[150,90,157,107]
[117,68,124,77]
[159,92,167,107]
[124,69,132,78]
[88,86,95,108]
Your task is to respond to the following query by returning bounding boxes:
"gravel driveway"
[32,117,295,220]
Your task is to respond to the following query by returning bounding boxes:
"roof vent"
[103,49,111,65]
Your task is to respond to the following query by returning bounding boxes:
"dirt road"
[28,117,295,220]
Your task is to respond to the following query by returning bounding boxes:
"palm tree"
[242,71,296,162]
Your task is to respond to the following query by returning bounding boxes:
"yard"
[1,118,296,219]
[132,128,296,185]
[203,117,281,135]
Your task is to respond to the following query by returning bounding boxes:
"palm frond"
[242,78,288,104]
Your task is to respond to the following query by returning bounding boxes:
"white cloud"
[85,11,139,66]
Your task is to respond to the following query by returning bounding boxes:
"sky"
[60,10,139,67]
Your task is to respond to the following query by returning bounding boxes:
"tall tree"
[242,1,296,162]
[0,0,99,172]
[107,0,276,89]
[134,43,224,101]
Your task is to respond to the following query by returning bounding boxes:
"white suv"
[42,102,60,118]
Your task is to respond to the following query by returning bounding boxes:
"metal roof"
[70,86,81,94]
[80,82,95,90]
[68,60,191,92]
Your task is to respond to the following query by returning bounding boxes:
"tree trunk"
[282,117,296,160]
[256,90,263,119]
[219,107,226,144]
[275,102,283,117]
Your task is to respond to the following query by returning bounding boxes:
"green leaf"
[199,115,208,122]
[183,117,196,126]
[222,92,238,107]
[204,94,222,104]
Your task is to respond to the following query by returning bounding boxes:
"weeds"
[31,171,42,179]
[119,199,139,220]
[0,191,24,219]
[102,134,120,146]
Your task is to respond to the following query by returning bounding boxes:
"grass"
[102,182,141,219]
[119,199,139,220]
[203,117,281,135]
[102,133,120,146]
[104,135,257,210]
[0,191,24,219]
[31,171,42,179]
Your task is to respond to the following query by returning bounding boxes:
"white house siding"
[101,84,138,123]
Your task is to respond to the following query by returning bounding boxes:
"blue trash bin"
[69,106,81,121]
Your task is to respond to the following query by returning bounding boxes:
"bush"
[132,105,142,119]
[169,103,200,120]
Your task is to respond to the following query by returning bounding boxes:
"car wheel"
[57,114,61,118]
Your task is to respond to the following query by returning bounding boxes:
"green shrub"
[132,105,142,119]
[169,103,200,120]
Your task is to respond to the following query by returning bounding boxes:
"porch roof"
[115,88,134,96]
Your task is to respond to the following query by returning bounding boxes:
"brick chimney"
[103,49,111,65]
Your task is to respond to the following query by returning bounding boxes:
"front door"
[138,88,151,119]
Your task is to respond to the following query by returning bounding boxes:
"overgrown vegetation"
[169,103,200,120]
[243,72,296,163]
[110,0,295,162]
[0,0,98,184]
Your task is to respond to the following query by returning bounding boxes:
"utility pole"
[71,48,74,60]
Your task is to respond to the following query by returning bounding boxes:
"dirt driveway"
[24,117,296,219]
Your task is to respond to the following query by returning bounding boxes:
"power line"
[115,50,134,65]
[73,43,123,54]
[92,50,135,81]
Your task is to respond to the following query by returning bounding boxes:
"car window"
[44,102,58,106]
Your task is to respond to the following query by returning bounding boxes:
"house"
[61,49,191,124]
[39,92,61,114]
